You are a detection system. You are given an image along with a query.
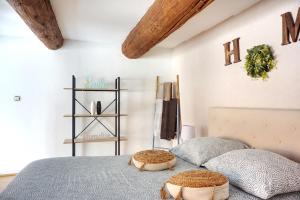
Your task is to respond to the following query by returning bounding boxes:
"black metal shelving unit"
[64,75,127,156]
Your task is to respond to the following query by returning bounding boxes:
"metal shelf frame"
[68,75,123,156]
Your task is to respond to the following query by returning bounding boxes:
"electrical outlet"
[14,96,21,101]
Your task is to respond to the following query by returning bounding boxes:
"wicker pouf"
[161,170,229,200]
[129,150,176,171]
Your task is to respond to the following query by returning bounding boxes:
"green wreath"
[244,44,276,80]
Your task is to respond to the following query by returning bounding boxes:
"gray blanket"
[1,156,299,200]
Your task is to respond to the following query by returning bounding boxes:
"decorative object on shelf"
[84,76,107,89]
[96,101,102,115]
[90,101,96,115]
[129,150,176,171]
[244,44,276,80]
[181,125,196,143]
[223,37,241,66]
[160,170,229,200]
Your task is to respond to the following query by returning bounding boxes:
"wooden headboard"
[208,107,300,163]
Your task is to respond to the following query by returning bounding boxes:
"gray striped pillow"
[204,149,300,199]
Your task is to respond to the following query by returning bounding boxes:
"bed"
[1,156,299,200]
[1,107,300,200]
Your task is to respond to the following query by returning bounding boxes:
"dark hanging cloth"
[160,98,177,140]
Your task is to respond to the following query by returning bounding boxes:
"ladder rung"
[64,135,127,144]
[153,147,170,150]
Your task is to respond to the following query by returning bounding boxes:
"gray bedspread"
[1,155,299,200]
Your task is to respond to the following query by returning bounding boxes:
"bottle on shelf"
[96,101,102,115]
[90,101,96,115]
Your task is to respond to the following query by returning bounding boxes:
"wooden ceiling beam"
[122,0,214,59]
[7,0,63,50]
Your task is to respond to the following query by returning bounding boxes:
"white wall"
[172,0,300,136]
[2,0,300,174]
[0,37,175,174]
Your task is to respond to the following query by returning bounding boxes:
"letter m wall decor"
[281,7,300,45]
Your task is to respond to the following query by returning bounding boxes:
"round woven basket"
[161,170,229,200]
[129,150,176,171]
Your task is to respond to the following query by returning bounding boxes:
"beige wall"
[172,0,300,136]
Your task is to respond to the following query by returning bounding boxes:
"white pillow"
[170,137,249,166]
[204,149,300,199]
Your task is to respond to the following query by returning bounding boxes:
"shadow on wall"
[201,126,209,137]
[140,46,173,60]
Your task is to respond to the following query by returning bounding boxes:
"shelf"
[64,135,127,144]
[65,76,124,156]
[64,88,128,92]
[63,114,128,118]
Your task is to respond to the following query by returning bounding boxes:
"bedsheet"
[1,155,299,200]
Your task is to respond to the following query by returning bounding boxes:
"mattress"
[0,155,299,200]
